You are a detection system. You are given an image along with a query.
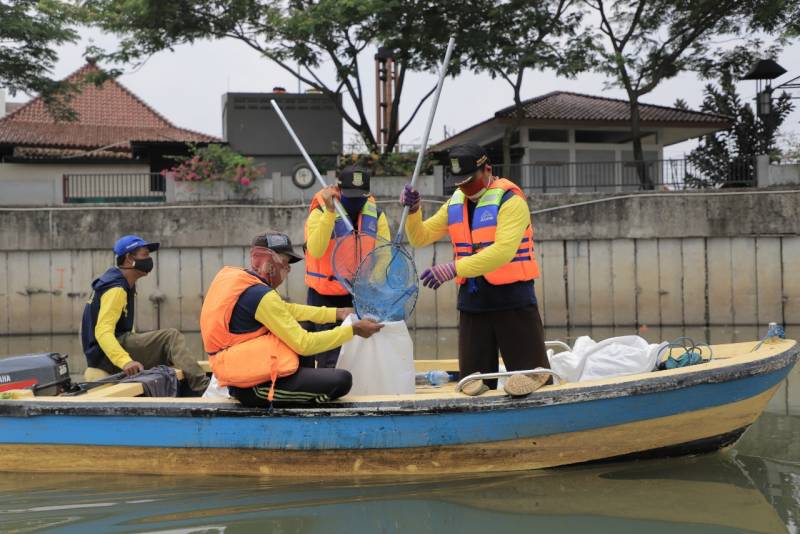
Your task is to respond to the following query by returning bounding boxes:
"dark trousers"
[304,288,352,369]
[228,367,352,407]
[458,304,548,389]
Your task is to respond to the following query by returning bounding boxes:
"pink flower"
[240,177,251,186]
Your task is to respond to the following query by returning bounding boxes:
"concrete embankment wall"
[0,189,798,341]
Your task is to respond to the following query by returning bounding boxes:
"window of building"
[575,130,656,144]
[528,129,569,143]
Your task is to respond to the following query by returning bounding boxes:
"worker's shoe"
[461,379,489,397]
[504,374,548,397]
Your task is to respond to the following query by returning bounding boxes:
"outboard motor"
[0,353,71,396]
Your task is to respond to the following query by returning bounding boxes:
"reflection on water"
[0,454,796,533]
[1,325,799,532]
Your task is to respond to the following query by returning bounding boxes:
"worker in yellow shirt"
[399,144,549,396]
[80,235,209,394]
[200,230,383,407]
[304,165,391,368]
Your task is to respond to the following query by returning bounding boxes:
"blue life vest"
[80,267,135,369]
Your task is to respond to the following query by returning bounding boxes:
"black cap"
[445,143,489,187]
[252,232,303,263]
[338,165,371,198]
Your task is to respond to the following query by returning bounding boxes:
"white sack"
[549,335,667,383]
[336,314,415,395]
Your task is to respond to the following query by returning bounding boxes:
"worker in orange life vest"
[304,165,391,368]
[200,230,383,407]
[399,144,549,397]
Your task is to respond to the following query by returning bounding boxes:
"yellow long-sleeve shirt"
[306,207,391,259]
[254,290,354,356]
[405,193,531,278]
[94,287,133,368]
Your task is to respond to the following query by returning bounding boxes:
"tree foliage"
[455,0,595,173]
[0,0,86,120]
[685,71,794,187]
[586,0,764,189]
[86,0,464,153]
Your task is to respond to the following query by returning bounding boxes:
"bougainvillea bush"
[162,144,264,188]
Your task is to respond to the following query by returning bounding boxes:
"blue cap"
[113,235,160,257]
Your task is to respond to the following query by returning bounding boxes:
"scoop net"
[331,232,391,295]
[352,242,418,322]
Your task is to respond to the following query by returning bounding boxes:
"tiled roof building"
[0,62,218,162]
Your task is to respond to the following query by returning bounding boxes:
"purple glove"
[400,183,421,213]
[420,262,456,289]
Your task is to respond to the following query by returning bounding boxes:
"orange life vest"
[446,178,540,285]
[200,266,299,400]
[303,191,380,296]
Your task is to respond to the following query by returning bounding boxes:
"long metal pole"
[270,99,354,232]
[394,36,456,244]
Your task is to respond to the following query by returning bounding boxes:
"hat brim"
[340,188,369,198]
[444,171,478,188]
[143,242,160,252]
[285,250,304,264]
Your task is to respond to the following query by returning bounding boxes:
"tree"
[0,0,87,120]
[458,0,594,177]
[86,0,463,154]
[586,0,756,189]
[683,70,793,187]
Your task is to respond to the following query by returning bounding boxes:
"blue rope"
[751,323,786,352]
[656,336,713,370]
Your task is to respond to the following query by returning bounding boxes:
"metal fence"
[63,173,166,204]
[445,158,756,194]
[514,158,755,193]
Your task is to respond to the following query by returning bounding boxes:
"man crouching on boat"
[81,235,210,394]
[200,230,383,406]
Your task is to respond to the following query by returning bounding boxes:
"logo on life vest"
[352,172,364,187]
[451,158,461,174]
[480,211,494,223]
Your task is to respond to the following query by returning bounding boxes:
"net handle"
[394,36,456,245]
[270,99,354,233]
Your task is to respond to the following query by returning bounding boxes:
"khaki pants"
[99,329,209,393]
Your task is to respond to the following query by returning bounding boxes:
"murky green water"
[1,325,798,533]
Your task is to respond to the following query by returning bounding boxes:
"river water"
[1,325,798,533]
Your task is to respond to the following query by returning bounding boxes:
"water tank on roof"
[221,92,342,158]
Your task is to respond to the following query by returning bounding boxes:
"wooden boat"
[0,338,796,477]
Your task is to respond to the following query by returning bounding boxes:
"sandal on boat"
[504,374,547,397]
[461,379,489,396]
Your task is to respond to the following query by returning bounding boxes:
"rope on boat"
[751,323,786,352]
[656,337,713,370]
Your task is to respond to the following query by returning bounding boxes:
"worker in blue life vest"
[80,235,210,395]
[303,165,391,368]
[399,144,549,396]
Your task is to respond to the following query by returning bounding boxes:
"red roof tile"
[494,91,731,124]
[0,63,219,154]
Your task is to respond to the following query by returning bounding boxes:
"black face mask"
[132,257,154,274]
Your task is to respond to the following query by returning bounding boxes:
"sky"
[12,28,800,159]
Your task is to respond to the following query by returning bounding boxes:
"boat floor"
[2,339,795,405]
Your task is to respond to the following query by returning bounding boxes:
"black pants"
[304,288,352,368]
[228,367,352,407]
[458,304,548,389]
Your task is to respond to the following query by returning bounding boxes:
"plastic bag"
[202,374,230,399]
[549,335,667,383]
[335,314,415,395]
